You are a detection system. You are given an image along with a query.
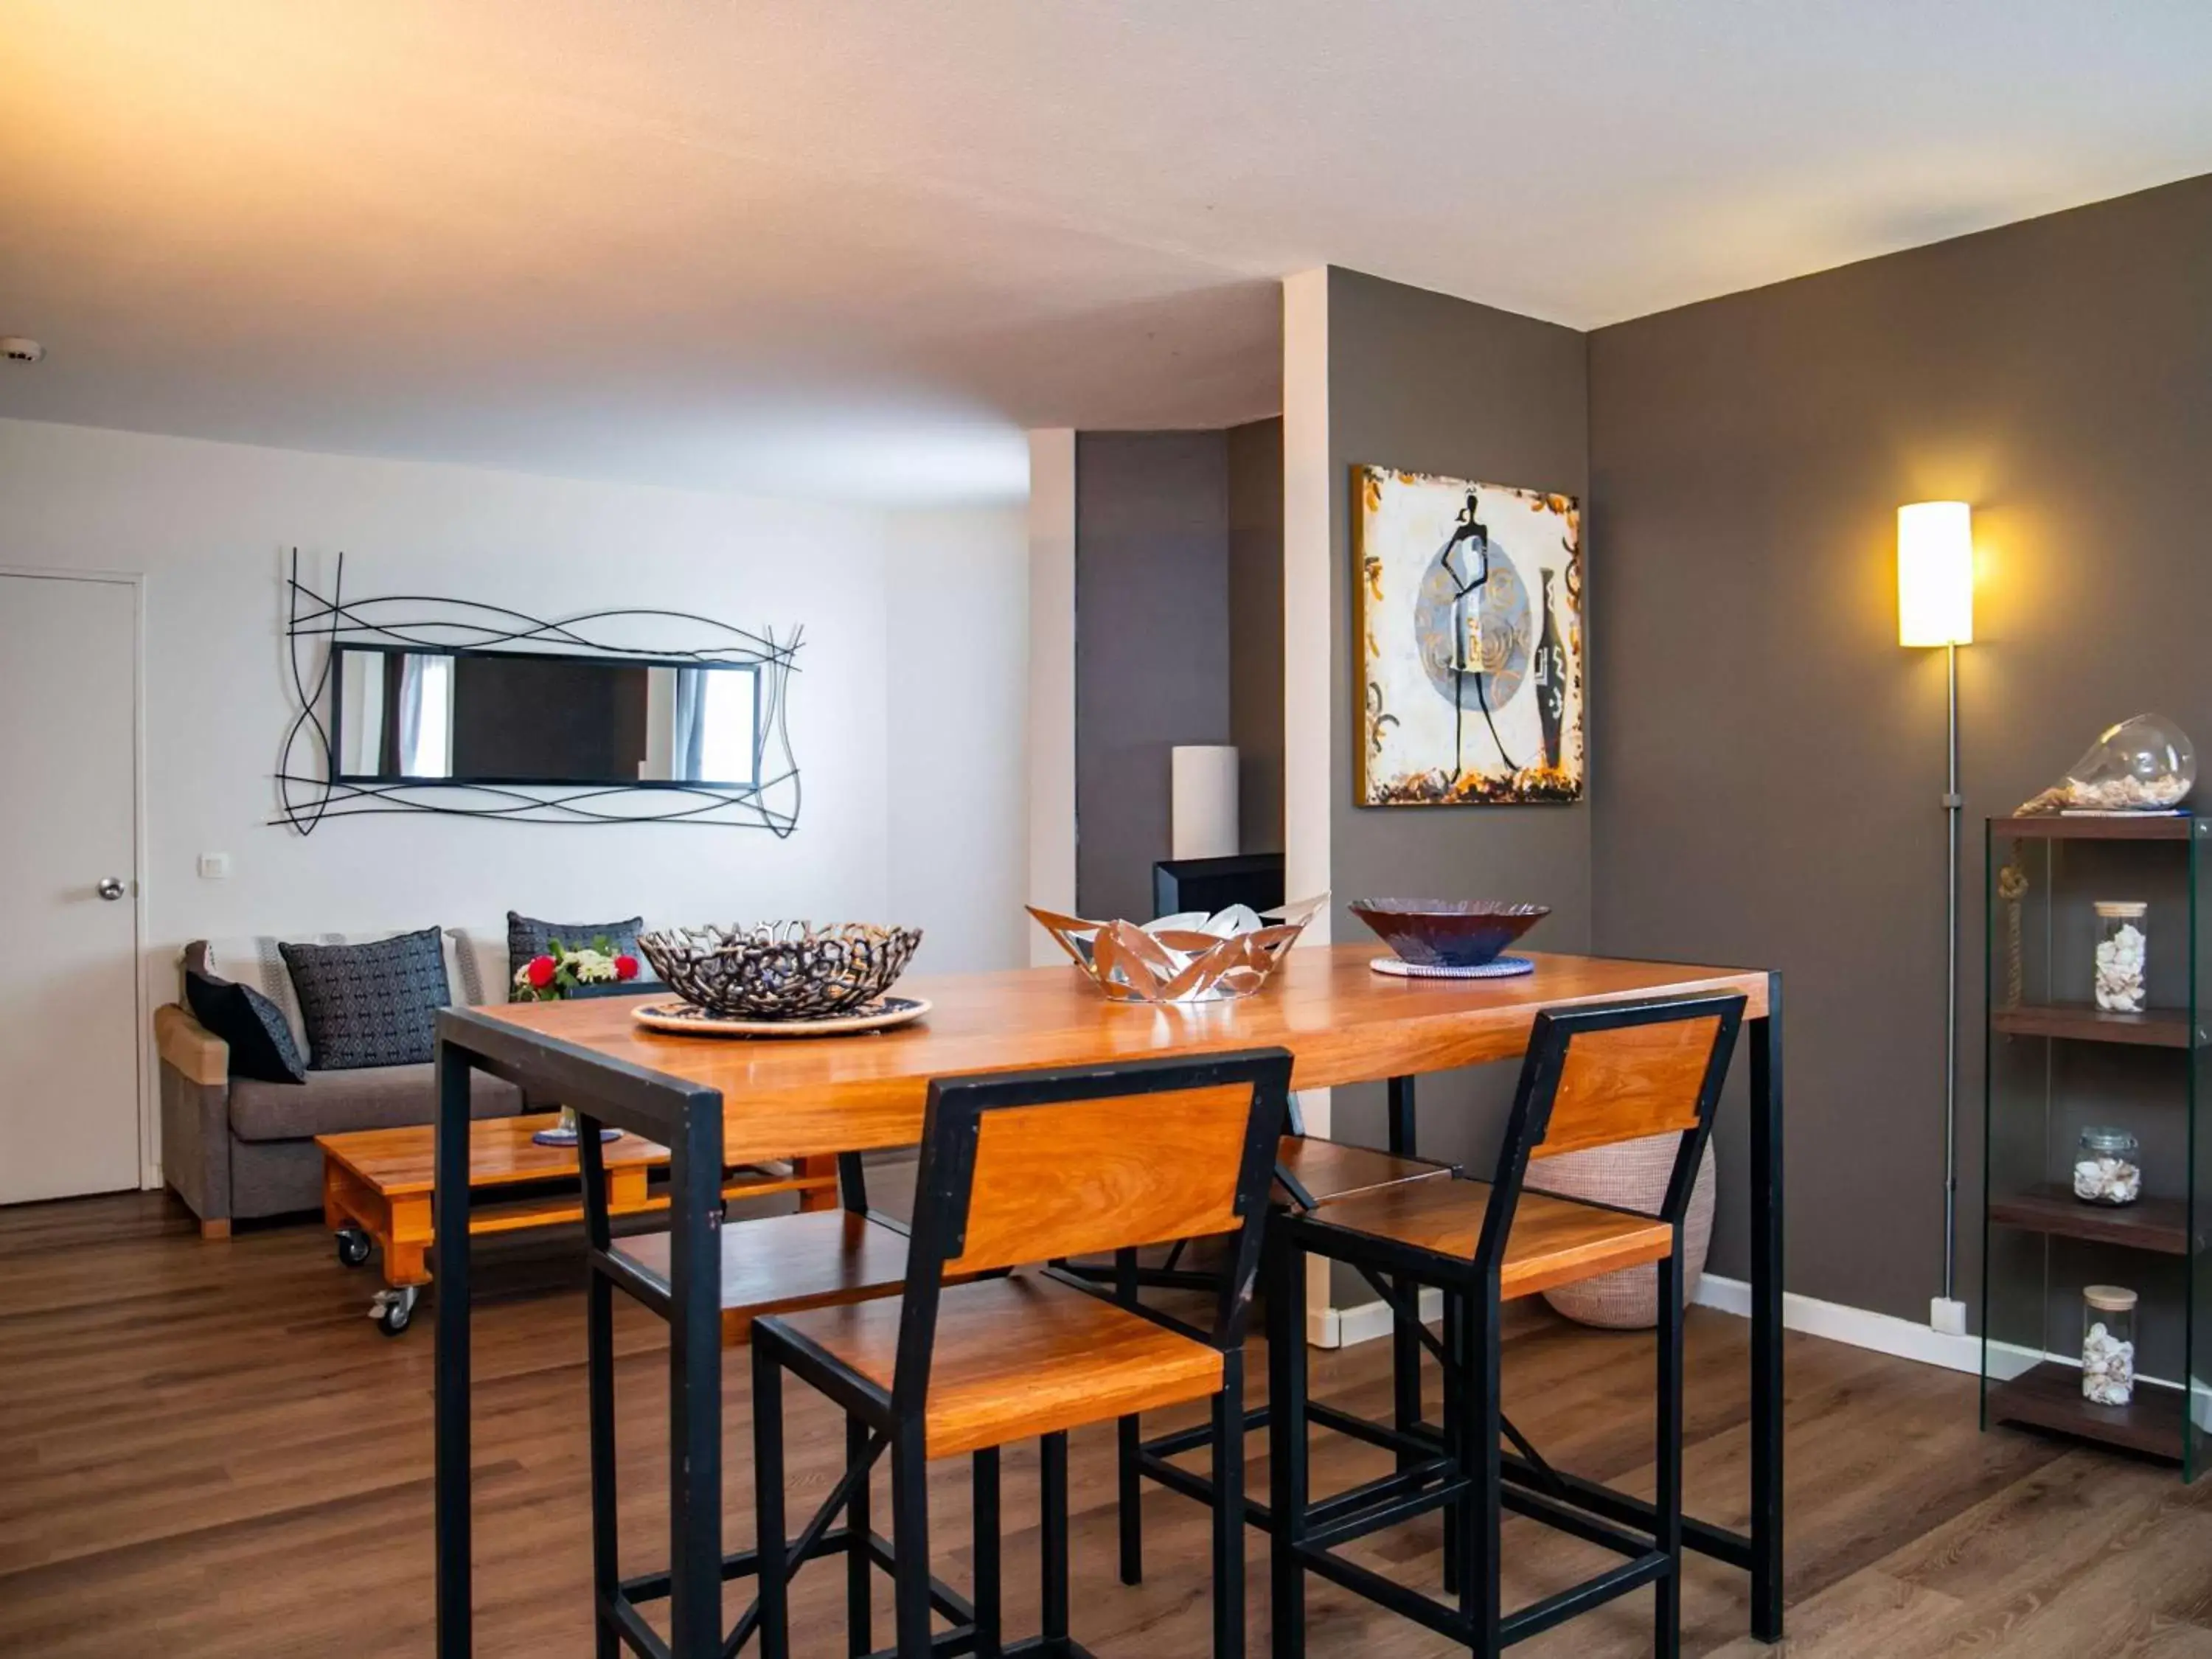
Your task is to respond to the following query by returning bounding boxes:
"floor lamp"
[1899,501,1975,1336]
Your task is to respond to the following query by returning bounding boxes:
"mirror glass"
[333,646,760,788]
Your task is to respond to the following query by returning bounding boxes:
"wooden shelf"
[1989,1360,2187,1460]
[1988,1184,2199,1254]
[1992,814,2198,841]
[1989,1001,2200,1048]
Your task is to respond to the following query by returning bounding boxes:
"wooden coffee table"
[317,1113,836,1334]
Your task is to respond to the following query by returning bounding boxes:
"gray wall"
[1588,172,2212,1319]
[1324,268,1592,1203]
[1074,431,1231,921]
[1228,417,1285,854]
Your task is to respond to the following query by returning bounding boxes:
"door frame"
[1,567,153,1189]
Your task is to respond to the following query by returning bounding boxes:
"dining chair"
[1112,1088,1456,1582]
[1266,992,1745,1659]
[750,1047,1293,1659]
[576,1141,931,1659]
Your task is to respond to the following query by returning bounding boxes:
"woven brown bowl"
[636,922,922,1020]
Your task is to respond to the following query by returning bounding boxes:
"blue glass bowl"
[1348,899,1551,969]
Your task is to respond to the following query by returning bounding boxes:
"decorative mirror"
[331,645,761,790]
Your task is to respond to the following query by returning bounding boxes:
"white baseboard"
[1315,1274,1985,1370]
[1308,1286,1443,1349]
[1691,1273,1983,1374]
[1321,1272,2212,1433]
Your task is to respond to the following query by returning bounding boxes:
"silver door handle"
[97,877,126,901]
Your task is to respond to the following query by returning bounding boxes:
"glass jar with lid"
[2081,1285,2137,1405]
[2093,902,2148,1012]
[2073,1127,2143,1206]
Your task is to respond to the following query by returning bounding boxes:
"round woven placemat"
[1368,955,1534,979]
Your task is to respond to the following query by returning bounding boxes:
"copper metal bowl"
[1347,899,1550,969]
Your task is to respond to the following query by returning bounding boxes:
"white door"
[0,573,142,1202]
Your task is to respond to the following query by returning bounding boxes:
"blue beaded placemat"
[1368,955,1535,980]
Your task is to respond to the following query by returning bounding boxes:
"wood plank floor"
[1,1190,2203,1656]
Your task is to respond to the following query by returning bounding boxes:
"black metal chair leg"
[1265,1236,1307,1659]
[973,1447,1003,1658]
[1041,1430,1071,1646]
[1117,1413,1144,1585]
[751,1341,790,1659]
[1467,1285,1503,1659]
[586,1275,619,1659]
[1655,1246,1686,1659]
[845,1414,872,1658]
[1385,1077,1424,1472]
[1212,1351,1247,1659]
[1440,1287,1462,1601]
[889,1424,933,1659]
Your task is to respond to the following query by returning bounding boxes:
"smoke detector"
[2,338,46,364]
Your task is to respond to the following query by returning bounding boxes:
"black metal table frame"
[431,976,1784,1658]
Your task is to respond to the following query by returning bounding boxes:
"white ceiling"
[6,1,2212,504]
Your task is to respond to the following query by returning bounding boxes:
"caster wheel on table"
[335,1226,373,1268]
[369,1284,420,1336]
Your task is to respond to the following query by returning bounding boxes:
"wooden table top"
[317,1113,667,1196]
[454,945,1770,1165]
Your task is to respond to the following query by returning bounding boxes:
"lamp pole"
[1943,640,1961,1304]
[1899,499,1974,1327]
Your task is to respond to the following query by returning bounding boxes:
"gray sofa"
[157,932,528,1237]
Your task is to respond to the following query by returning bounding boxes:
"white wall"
[885,504,1031,973]
[0,417,1031,1088]
[1023,429,1077,964]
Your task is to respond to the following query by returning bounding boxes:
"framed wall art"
[1353,465,1583,805]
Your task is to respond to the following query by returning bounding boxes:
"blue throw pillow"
[280,927,451,1071]
[184,967,307,1084]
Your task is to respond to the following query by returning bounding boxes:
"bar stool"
[751,1047,1293,1659]
[1114,1089,1455,1579]
[577,1141,928,1658]
[1267,993,1745,1658]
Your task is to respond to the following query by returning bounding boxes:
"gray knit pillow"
[280,926,451,1070]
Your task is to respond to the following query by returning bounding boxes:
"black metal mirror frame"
[276,549,804,837]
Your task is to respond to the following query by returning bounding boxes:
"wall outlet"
[1930,1296,1968,1338]
[198,852,231,880]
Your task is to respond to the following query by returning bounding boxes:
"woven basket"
[1537,1133,1717,1329]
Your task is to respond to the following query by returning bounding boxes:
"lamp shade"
[1170,744,1239,860]
[1897,501,1975,647]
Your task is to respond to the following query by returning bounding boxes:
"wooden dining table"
[431,944,1783,1658]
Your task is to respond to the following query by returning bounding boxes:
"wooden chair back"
[1532,1010,1730,1158]
[1474,994,1744,1276]
[893,1048,1292,1406]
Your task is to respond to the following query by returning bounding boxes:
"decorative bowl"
[1348,899,1550,969]
[635,922,922,1020]
[1028,894,1327,1004]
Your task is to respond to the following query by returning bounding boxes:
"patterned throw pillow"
[280,925,451,1071]
[507,911,648,981]
[184,967,307,1084]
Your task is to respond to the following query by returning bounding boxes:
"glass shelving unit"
[1981,814,2208,1476]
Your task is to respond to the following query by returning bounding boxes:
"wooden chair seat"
[1276,1135,1451,1206]
[614,1209,909,1343]
[771,1273,1225,1457]
[1310,1173,1674,1302]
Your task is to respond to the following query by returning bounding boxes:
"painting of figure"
[1353,465,1584,805]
